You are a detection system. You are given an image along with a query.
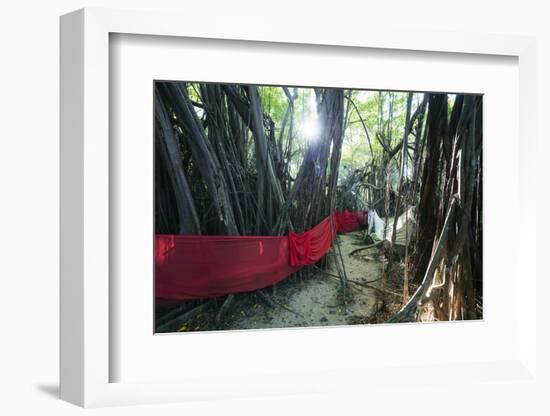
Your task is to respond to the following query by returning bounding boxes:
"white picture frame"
[60,7,538,408]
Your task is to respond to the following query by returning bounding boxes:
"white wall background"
[0,0,548,414]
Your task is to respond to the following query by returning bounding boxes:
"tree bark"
[154,91,201,234]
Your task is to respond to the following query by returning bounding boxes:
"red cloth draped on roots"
[155,211,366,304]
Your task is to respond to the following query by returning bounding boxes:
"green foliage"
[340,91,423,172]
[258,86,287,123]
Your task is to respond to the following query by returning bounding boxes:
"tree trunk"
[154,91,201,234]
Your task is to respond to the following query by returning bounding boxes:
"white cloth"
[368,207,416,246]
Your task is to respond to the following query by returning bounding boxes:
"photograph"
[1,0,541,412]
[154,81,483,333]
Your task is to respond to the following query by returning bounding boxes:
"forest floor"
[172,231,395,333]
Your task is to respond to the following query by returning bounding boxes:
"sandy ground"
[174,231,384,332]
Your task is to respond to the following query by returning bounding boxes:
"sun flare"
[302,117,319,141]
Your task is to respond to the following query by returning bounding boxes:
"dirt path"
[222,231,382,331]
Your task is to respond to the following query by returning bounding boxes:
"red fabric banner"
[155,211,366,304]
[334,209,368,233]
[288,216,336,267]
[156,233,297,303]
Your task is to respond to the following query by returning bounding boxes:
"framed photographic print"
[60,7,538,408]
[152,80,482,334]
